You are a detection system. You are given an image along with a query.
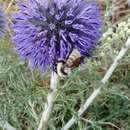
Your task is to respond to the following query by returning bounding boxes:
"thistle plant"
[11,0,101,129]
[0,0,130,130]
[12,0,101,72]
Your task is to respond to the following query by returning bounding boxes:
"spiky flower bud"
[12,0,101,72]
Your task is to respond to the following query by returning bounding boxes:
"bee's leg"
[57,62,67,77]
[63,67,72,76]
[57,61,72,77]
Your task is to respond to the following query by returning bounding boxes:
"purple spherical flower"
[12,0,101,72]
[0,7,6,38]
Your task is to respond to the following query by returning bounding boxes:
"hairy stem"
[4,122,16,130]
[37,72,58,130]
[61,38,130,130]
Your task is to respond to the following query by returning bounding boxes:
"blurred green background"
[0,0,130,130]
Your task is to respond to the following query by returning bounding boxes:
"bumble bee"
[57,49,84,77]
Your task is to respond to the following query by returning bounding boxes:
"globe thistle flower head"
[12,0,101,72]
[0,7,6,38]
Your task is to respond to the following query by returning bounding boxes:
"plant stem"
[37,72,58,130]
[4,122,16,130]
[61,38,130,130]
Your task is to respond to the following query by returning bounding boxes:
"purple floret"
[12,0,101,72]
[0,7,6,38]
